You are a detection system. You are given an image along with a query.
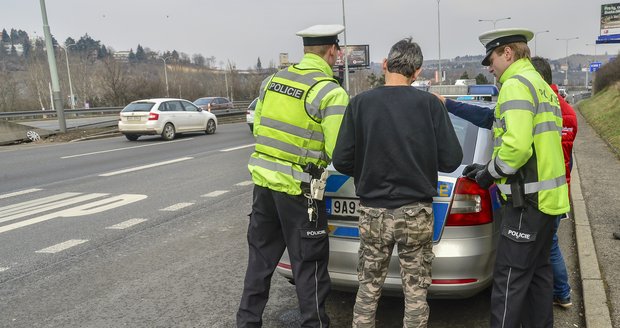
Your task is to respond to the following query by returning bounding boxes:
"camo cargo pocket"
[299,228,329,262]
[403,205,433,247]
[418,250,435,288]
[358,206,383,243]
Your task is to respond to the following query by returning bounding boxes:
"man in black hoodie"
[332,38,462,327]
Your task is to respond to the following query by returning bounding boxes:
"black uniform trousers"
[490,200,555,328]
[237,185,331,328]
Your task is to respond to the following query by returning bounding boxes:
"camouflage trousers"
[352,202,434,328]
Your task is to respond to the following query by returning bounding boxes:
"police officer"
[463,28,570,328]
[236,24,349,328]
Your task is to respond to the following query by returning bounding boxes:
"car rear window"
[122,102,155,112]
[449,114,478,165]
[194,98,212,106]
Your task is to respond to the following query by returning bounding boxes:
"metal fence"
[0,100,254,121]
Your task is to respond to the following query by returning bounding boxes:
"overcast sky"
[2,0,619,69]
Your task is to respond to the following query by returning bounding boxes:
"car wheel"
[125,134,139,141]
[161,123,176,140]
[205,119,216,134]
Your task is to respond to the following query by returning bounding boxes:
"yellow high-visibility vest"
[489,59,569,215]
[249,53,348,195]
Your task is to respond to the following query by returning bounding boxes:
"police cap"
[296,24,345,49]
[478,28,534,66]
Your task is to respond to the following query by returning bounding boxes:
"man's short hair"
[531,56,553,85]
[304,44,334,57]
[386,37,423,77]
[494,42,531,63]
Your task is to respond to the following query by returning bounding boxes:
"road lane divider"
[220,144,255,152]
[0,188,43,199]
[201,190,229,197]
[61,138,193,159]
[99,157,194,177]
[235,181,254,186]
[160,203,194,211]
[106,218,148,230]
[35,239,88,254]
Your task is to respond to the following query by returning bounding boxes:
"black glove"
[462,163,485,179]
[474,166,495,189]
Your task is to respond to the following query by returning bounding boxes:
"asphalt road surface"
[0,123,583,327]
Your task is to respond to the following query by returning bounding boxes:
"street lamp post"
[341,0,350,93]
[160,56,171,97]
[478,17,511,29]
[534,30,550,56]
[556,37,579,86]
[39,0,66,132]
[436,0,442,85]
[585,43,598,56]
[59,43,77,109]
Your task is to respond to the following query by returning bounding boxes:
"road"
[0,123,583,327]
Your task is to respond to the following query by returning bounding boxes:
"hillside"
[577,83,620,157]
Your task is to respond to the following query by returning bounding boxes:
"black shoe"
[614,232,620,240]
[553,296,573,308]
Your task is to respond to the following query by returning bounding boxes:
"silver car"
[118,98,217,141]
[276,102,503,299]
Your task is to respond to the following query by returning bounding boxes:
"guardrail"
[0,100,253,121]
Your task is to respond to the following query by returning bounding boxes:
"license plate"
[328,198,360,216]
[127,116,141,121]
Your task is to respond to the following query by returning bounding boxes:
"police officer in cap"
[236,24,348,328]
[462,28,569,327]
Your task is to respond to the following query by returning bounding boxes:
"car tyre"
[206,119,216,134]
[161,123,176,140]
[125,134,139,141]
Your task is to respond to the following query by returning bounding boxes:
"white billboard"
[601,3,620,36]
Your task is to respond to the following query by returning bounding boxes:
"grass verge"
[577,83,620,158]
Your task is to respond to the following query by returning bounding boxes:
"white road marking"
[0,267,8,273]
[0,193,106,224]
[0,194,147,235]
[106,218,148,230]
[61,138,193,159]
[99,157,193,177]
[36,239,88,254]
[201,190,229,197]
[0,188,43,199]
[235,180,254,186]
[160,203,194,211]
[220,144,255,152]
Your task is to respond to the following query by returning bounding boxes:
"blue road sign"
[590,62,603,72]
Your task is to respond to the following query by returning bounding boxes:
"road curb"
[572,155,613,328]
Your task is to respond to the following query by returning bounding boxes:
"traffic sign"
[590,62,603,72]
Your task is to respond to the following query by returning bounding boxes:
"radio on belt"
[310,170,328,200]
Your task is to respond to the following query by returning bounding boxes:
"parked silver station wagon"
[276,99,503,299]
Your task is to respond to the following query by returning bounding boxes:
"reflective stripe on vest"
[496,175,566,195]
[248,156,311,183]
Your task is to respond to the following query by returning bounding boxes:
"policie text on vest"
[268,82,304,99]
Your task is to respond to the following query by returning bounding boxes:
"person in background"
[333,37,462,328]
[434,56,578,310]
[236,24,349,328]
[454,28,569,327]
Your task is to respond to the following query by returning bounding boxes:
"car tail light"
[148,113,159,120]
[445,177,493,226]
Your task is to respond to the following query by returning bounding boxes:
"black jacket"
[332,86,463,208]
